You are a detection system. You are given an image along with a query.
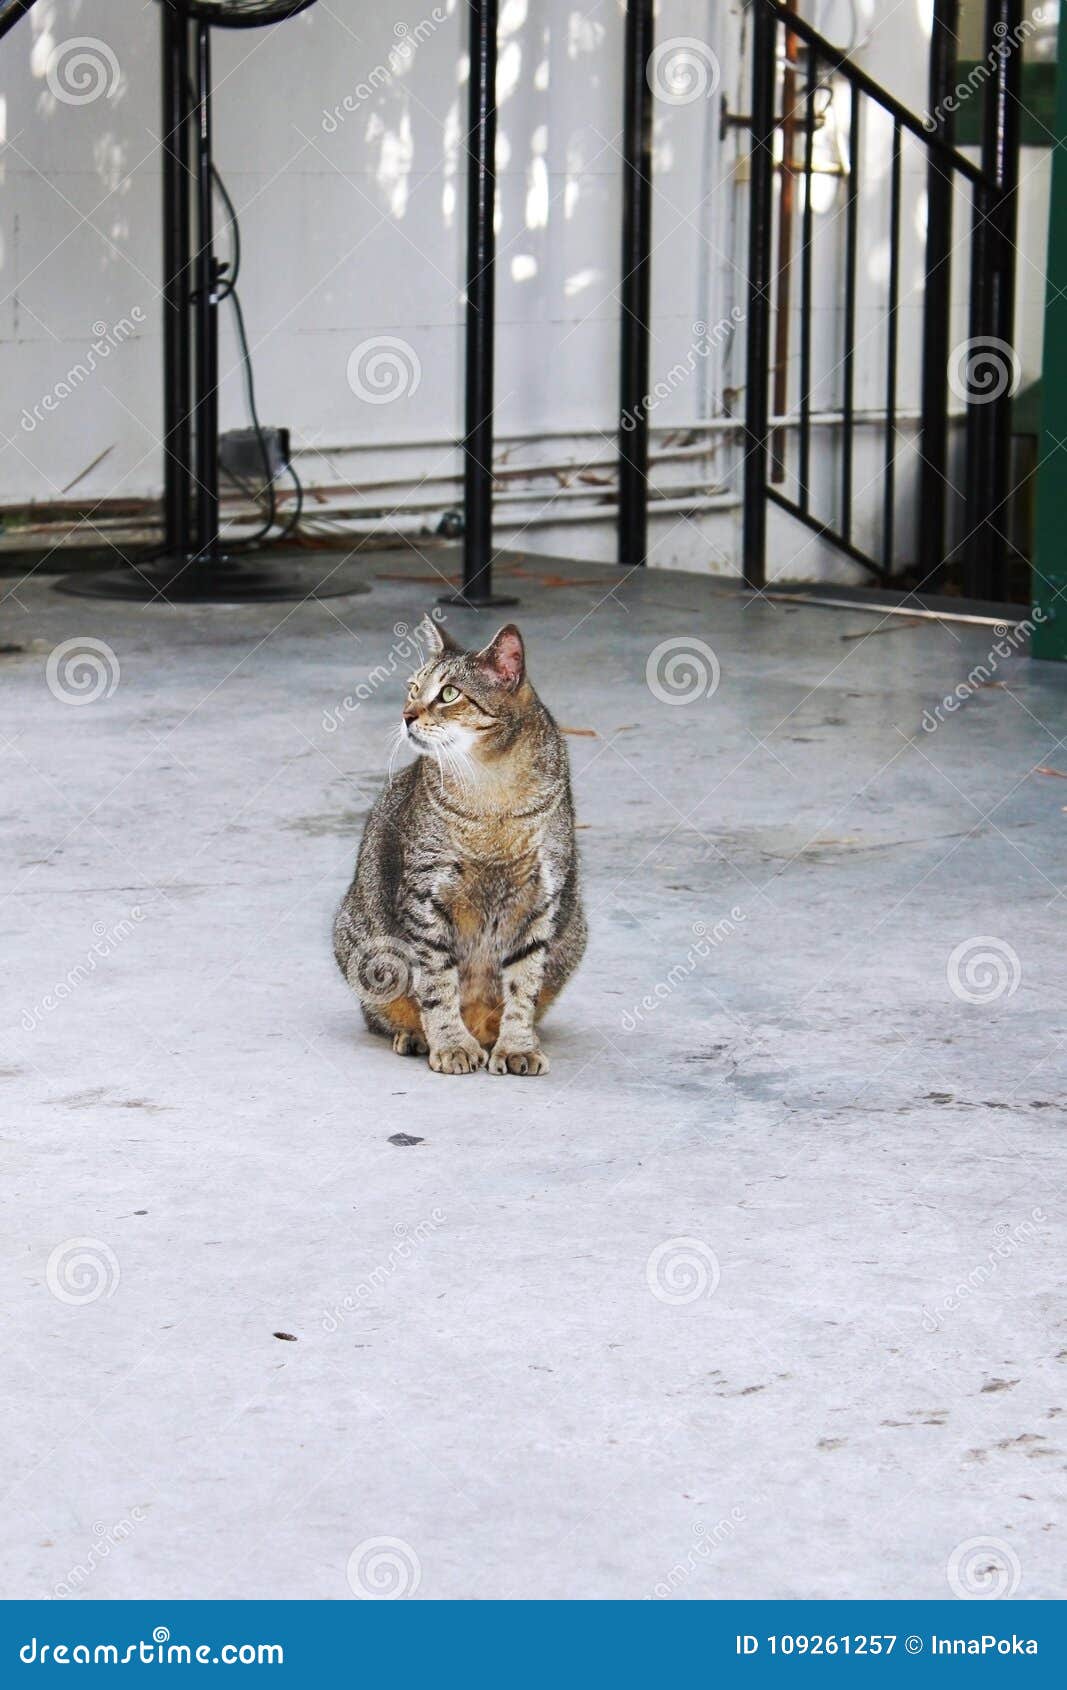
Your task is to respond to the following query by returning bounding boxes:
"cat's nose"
[403,705,419,724]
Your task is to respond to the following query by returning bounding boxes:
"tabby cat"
[333,619,586,1075]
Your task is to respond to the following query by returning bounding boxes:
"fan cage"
[158,0,319,27]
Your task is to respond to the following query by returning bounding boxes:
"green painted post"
[1032,8,1067,658]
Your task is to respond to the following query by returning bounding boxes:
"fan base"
[55,552,371,604]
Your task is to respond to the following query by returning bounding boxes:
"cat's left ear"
[416,613,462,657]
[476,624,525,691]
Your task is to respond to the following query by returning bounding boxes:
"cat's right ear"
[416,614,462,658]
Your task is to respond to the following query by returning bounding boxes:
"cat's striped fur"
[333,619,586,1075]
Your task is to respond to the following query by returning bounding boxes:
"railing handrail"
[766,0,987,187]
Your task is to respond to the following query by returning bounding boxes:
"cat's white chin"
[406,721,478,760]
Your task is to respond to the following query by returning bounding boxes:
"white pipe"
[293,442,723,489]
[10,490,740,552]
[291,410,934,458]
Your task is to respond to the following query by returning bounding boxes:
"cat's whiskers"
[429,738,447,795]
[431,734,473,797]
[445,742,477,797]
[385,724,407,786]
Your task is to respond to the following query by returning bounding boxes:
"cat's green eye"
[439,685,461,704]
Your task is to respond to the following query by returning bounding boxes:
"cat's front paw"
[428,1037,488,1075]
[392,1030,429,1057]
[488,1042,550,1076]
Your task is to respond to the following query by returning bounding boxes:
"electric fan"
[60,0,371,603]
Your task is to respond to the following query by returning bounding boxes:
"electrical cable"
[223,282,277,546]
[203,151,306,549]
[210,161,241,298]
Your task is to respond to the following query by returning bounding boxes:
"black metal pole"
[841,85,860,547]
[193,21,220,565]
[882,122,902,580]
[617,0,654,568]
[963,182,993,594]
[987,0,1022,603]
[444,0,516,609]
[161,2,192,558]
[798,49,816,513]
[918,0,959,585]
[743,0,777,591]
[964,0,1022,601]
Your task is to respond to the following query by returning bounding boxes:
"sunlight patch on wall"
[564,267,601,298]
[93,137,130,197]
[567,13,606,58]
[526,156,549,228]
[442,98,460,227]
[369,110,413,218]
[498,41,522,105]
[500,0,529,38]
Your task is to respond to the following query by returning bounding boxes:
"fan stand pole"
[440,0,516,612]
[192,19,221,571]
[161,0,193,558]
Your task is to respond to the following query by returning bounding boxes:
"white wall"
[0,3,720,508]
[0,0,1052,579]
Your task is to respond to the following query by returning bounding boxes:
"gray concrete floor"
[2,547,1065,1601]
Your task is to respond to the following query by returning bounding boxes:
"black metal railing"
[743,0,1023,601]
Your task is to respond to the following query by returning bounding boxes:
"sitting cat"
[333,619,586,1075]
